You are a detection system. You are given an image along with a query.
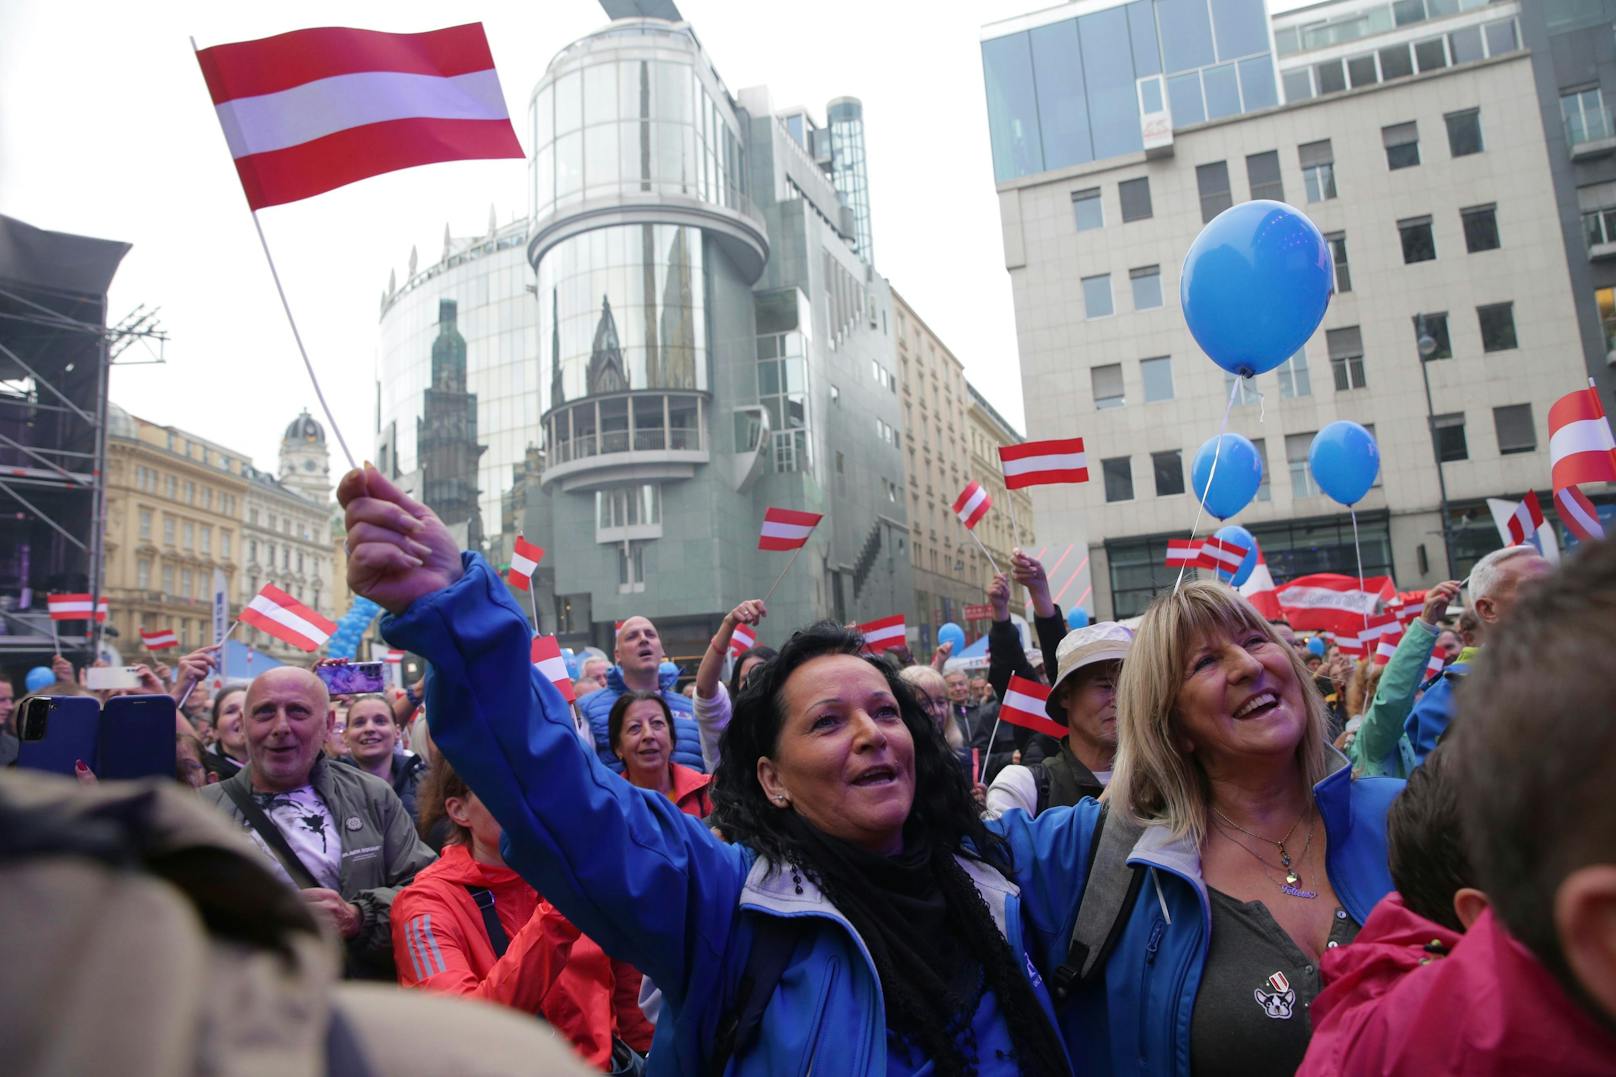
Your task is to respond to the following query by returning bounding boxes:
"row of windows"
[246,537,321,576]
[1281,15,1518,103]
[135,508,233,560]
[132,465,239,516]
[1082,266,1162,319]
[1276,0,1501,57]
[246,506,318,540]
[155,432,237,473]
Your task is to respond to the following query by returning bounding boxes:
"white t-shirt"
[245,784,342,890]
[983,763,1113,820]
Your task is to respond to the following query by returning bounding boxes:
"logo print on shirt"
[1254,969,1296,1020]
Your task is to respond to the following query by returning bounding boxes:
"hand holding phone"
[314,660,386,696]
[85,665,142,692]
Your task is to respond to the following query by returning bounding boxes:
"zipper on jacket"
[795,958,839,1077]
[1136,918,1166,1066]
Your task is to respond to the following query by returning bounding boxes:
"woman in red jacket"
[607,691,712,817]
[392,761,655,1069]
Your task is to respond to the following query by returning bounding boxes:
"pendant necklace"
[1212,806,1318,898]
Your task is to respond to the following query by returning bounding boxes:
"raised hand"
[988,572,1011,622]
[727,599,767,629]
[172,645,218,704]
[338,465,462,615]
[1010,547,1054,618]
[1420,580,1460,627]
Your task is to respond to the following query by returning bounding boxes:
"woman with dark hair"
[344,465,1074,1075]
[201,685,247,782]
[607,691,712,818]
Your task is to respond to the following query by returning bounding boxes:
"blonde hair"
[1345,659,1384,718]
[1107,581,1329,844]
[898,665,964,750]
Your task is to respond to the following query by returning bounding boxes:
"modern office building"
[827,97,875,265]
[967,384,1040,593]
[981,0,1606,619]
[375,7,910,658]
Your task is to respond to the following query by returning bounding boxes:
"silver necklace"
[1211,806,1318,898]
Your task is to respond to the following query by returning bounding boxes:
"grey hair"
[1468,545,1537,606]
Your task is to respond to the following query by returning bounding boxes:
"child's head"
[1386,743,1486,934]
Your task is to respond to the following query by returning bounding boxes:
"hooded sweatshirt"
[1300,893,1616,1076]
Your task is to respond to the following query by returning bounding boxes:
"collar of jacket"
[228,752,339,803]
[669,762,711,805]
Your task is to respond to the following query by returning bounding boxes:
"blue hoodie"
[577,654,706,775]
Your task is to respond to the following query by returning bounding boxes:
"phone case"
[96,694,178,781]
[15,696,102,776]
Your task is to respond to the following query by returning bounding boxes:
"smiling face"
[1174,624,1309,774]
[944,672,968,704]
[758,654,916,855]
[614,617,664,682]
[343,698,397,767]
[614,697,673,783]
[243,668,332,793]
[214,689,247,759]
[1061,659,1121,756]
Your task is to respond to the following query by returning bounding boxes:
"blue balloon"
[1181,200,1333,377]
[25,666,53,693]
[1309,421,1380,506]
[938,622,966,653]
[1191,434,1263,520]
[1066,607,1090,631]
[1213,524,1259,587]
[1307,636,1327,657]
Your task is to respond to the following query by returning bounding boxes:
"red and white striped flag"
[758,507,822,551]
[998,675,1068,739]
[240,584,337,652]
[531,635,576,704]
[46,593,107,622]
[1372,635,1402,666]
[383,649,404,664]
[140,627,180,650]
[729,623,757,658]
[1423,650,1447,682]
[1276,574,1397,638]
[194,24,524,210]
[1549,387,1616,491]
[1165,539,1201,568]
[1197,535,1247,574]
[1504,491,1546,546]
[952,481,992,530]
[1334,632,1366,659]
[1556,484,1606,541]
[998,438,1089,489]
[507,535,545,591]
[857,614,907,653]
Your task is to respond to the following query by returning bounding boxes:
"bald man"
[199,666,435,980]
[577,615,706,775]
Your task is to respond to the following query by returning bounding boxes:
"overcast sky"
[0,0,1313,474]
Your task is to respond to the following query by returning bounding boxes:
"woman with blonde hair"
[996,580,1403,1075]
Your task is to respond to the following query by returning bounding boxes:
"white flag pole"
[762,544,806,606]
[966,527,1004,578]
[177,619,241,710]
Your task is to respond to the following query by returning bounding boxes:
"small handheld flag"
[998,438,1089,489]
[531,635,576,704]
[1423,650,1447,683]
[140,628,181,650]
[1197,535,1247,574]
[240,584,337,652]
[729,623,757,658]
[1165,539,1201,569]
[952,481,992,530]
[998,676,1068,739]
[1548,386,1616,491]
[758,507,822,551]
[384,649,404,664]
[1504,491,1546,547]
[47,594,108,623]
[507,536,545,590]
[857,614,907,653]
[1556,484,1606,541]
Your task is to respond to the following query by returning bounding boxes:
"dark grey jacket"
[200,753,436,979]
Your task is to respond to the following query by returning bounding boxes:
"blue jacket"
[990,753,1402,1076]
[383,556,1071,1076]
[579,657,706,774]
[1402,661,1469,766]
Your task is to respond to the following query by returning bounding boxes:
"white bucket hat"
[1046,622,1133,720]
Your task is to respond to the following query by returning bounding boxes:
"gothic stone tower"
[417,299,487,547]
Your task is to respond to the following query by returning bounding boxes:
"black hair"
[210,683,245,724]
[727,645,777,702]
[607,690,676,756]
[1386,744,1474,934]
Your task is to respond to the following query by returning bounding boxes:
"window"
[1151,450,1185,497]
[1196,161,1232,223]
[184,481,195,505]
[180,568,193,599]
[1580,182,1616,250]
[249,508,260,526]
[1300,140,1336,202]
[1252,437,1272,502]
[1092,363,1125,409]
[1315,58,1346,95]
[1328,327,1367,391]
[1326,232,1351,293]
[1378,42,1414,80]
[1286,433,1318,498]
[162,514,175,545]
[201,526,211,555]
[618,541,647,593]
[182,521,195,550]
[1478,303,1517,352]
[1348,53,1379,89]
[221,532,231,559]
[1398,216,1436,263]
[1413,312,1452,360]
[1449,25,1484,63]
[1226,372,1259,407]
[1493,404,1536,455]
[138,507,152,540]
[1277,351,1312,398]
[1563,87,1613,147]
[1433,413,1468,462]
[1483,18,1518,57]
[1383,122,1420,170]
[1140,356,1174,402]
[165,475,177,500]
[202,488,212,511]
[1598,286,1616,353]
[1246,150,1284,202]
[1462,204,1500,252]
[1072,188,1103,231]
[1130,266,1163,310]
[1414,36,1449,74]
[830,384,840,406]
[1119,177,1153,222]
[297,552,305,574]
[136,558,151,590]
[1082,274,1114,318]
[162,565,174,594]
[1283,68,1314,103]
[1102,457,1134,502]
[1445,108,1483,157]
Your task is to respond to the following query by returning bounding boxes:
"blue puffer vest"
[578,663,706,774]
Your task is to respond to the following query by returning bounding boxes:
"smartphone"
[85,665,142,691]
[97,694,178,781]
[315,661,386,696]
[14,695,101,776]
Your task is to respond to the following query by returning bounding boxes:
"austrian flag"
[729,623,757,658]
[952,481,992,530]
[1548,386,1616,491]
[507,535,545,591]
[998,676,1068,739]
[1198,536,1247,574]
[857,614,907,653]
[1556,484,1606,542]
[531,635,575,704]
[139,628,181,651]
[47,593,108,622]
[194,23,524,210]
[1504,491,1546,546]
[240,584,337,652]
[998,438,1089,489]
[1165,539,1201,569]
[758,507,822,551]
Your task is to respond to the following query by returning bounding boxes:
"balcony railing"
[1586,206,1616,258]
[1568,106,1616,156]
[543,390,709,488]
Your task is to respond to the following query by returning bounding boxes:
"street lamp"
[1415,314,1458,577]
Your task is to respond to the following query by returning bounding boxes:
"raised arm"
[1352,583,1455,776]
[341,465,748,1006]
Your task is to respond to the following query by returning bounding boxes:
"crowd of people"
[3,461,1613,1076]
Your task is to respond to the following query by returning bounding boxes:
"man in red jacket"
[1301,540,1616,1076]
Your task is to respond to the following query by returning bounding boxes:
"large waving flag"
[240,584,337,652]
[952,481,992,530]
[47,593,107,623]
[998,676,1068,739]
[1556,484,1606,541]
[195,23,524,210]
[758,507,822,551]
[506,535,545,591]
[998,438,1089,489]
[1549,386,1616,491]
[1275,574,1396,637]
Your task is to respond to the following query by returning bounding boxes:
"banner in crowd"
[212,569,228,645]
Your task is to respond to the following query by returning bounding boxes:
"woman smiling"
[608,691,712,818]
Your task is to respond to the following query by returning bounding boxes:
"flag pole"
[177,619,241,710]
[966,527,1004,578]
[762,544,805,606]
[49,617,59,658]
[979,709,1006,785]
[528,585,540,632]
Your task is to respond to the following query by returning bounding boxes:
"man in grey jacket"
[200,666,435,979]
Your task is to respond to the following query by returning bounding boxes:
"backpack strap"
[707,914,801,1076]
[1030,761,1052,817]
[1049,806,1146,1001]
[463,886,510,958]
[222,780,321,890]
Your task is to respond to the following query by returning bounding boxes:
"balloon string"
[1175,377,1243,594]
[1350,507,1368,632]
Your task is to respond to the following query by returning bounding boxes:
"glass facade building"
[827,97,874,264]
